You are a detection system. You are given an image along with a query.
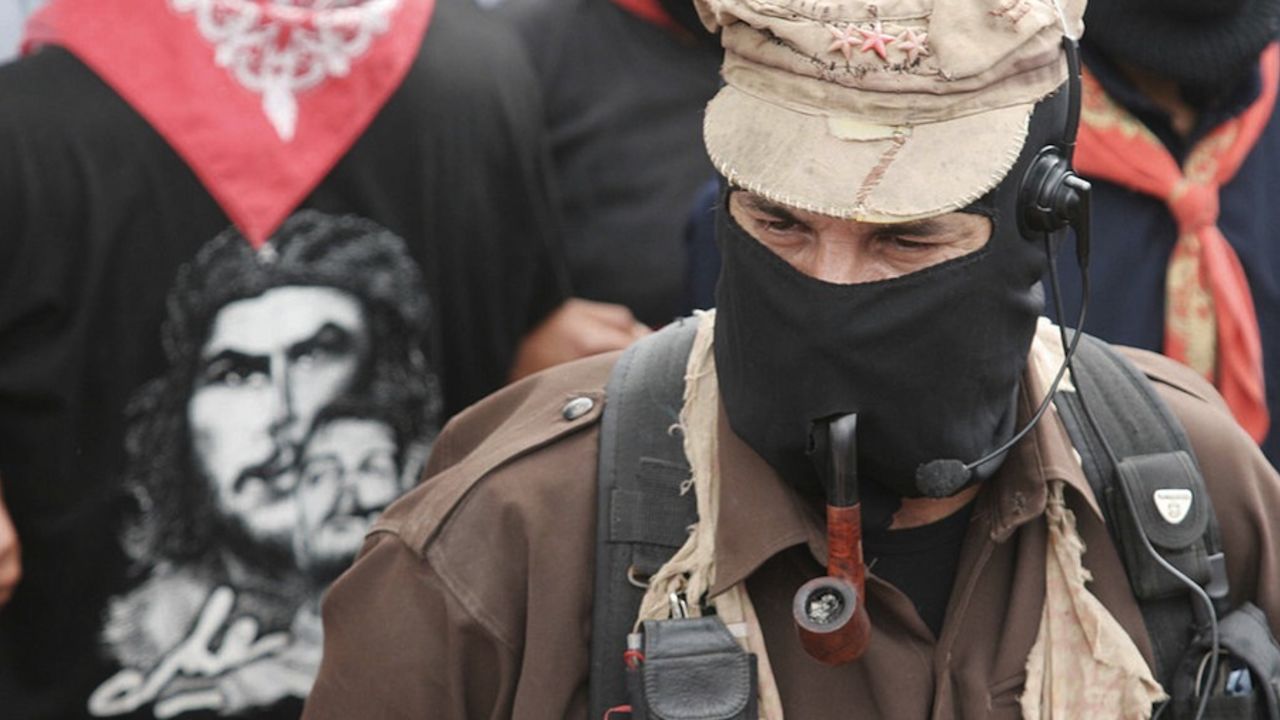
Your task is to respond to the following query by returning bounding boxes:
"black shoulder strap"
[1056,332,1228,689]
[589,318,700,719]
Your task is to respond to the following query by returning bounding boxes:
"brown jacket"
[303,347,1280,719]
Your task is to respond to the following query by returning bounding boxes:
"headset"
[1019,38,1093,263]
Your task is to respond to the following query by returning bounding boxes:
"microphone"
[915,458,973,498]
[914,322,1086,498]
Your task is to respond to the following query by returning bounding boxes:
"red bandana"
[23,0,435,248]
[1075,44,1279,444]
[609,0,681,35]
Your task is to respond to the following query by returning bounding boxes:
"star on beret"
[827,24,861,63]
[857,20,895,61]
[895,28,930,64]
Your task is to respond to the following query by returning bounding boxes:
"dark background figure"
[1047,0,1280,467]
[683,177,723,313]
[499,0,722,327]
[0,0,574,716]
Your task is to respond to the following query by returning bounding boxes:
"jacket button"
[562,396,595,421]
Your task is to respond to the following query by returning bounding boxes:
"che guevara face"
[294,417,404,581]
[187,286,371,549]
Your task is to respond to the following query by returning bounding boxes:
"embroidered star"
[827,24,861,63]
[857,20,895,61]
[895,28,930,64]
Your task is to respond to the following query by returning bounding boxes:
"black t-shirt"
[862,501,977,638]
[0,1,568,716]
[500,0,722,327]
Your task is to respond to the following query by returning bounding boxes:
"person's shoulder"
[404,0,546,129]
[492,0,589,82]
[360,351,618,652]
[1117,346,1231,415]
[0,46,156,185]
[1117,345,1250,458]
[0,47,123,129]
[1118,345,1249,454]
[1116,345,1278,499]
[496,0,582,39]
[419,0,538,81]
[372,349,621,555]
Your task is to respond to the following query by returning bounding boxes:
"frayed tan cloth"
[1020,481,1167,719]
[635,311,786,720]
[636,311,721,627]
[1021,321,1167,719]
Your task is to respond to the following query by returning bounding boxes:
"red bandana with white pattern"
[23,0,435,247]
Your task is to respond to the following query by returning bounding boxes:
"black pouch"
[1112,452,1214,599]
[625,616,759,720]
[1168,603,1280,720]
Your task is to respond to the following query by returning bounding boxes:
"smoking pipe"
[792,413,871,665]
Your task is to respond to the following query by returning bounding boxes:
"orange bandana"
[1075,44,1279,443]
[22,0,435,248]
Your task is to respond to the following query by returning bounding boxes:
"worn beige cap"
[697,0,1085,221]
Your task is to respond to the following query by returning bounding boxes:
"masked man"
[304,0,1280,718]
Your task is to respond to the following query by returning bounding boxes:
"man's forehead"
[309,419,395,450]
[735,191,967,233]
[202,285,364,356]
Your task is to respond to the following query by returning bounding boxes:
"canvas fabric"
[694,0,1084,221]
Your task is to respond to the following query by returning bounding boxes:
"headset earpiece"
[1017,36,1092,267]
[1020,147,1080,233]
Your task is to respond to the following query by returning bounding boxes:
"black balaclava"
[713,88,1070,521]
[1084,0,1280,101]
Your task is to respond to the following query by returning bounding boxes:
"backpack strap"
[1055,332,1229,689]
[589,318,700,720]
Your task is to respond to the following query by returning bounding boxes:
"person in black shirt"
[0,0,624,717]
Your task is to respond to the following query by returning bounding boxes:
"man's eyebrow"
[874,218,948,236]
[200,348,265,368]
[288,322,354,358]
[740,192,956,235]
[739,194,804,223]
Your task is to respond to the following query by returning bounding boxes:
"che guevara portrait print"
[89,211,440,718]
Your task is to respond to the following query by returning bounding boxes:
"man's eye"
[760,217,802,234]
[219,370,269,388]
[884,236,934,252]
[200,359,269,387]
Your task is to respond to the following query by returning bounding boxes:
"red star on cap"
[827,24,861,63]
[857,20,895,60]
[895,28,930,64]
